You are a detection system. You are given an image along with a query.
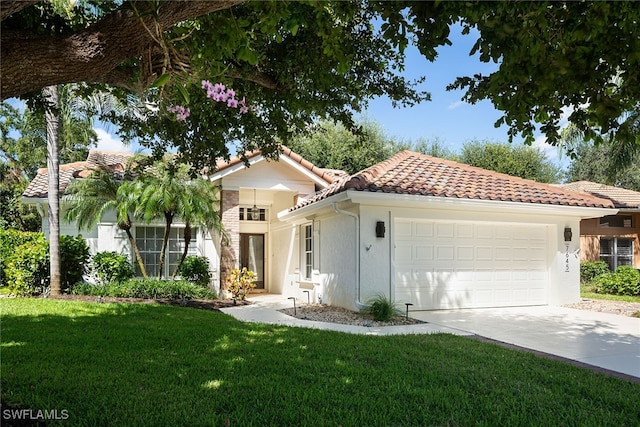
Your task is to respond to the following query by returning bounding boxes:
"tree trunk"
[44,85,61,295]
[158,212,174,279]
[172,223,192,279]
[121,219,148,279]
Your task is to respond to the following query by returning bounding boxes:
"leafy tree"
[412,137,458,161]
[288,119,408,175]
[64,167,149,279]
[3,1,639,161]
[458,140,563,184]
[565,141,640,191]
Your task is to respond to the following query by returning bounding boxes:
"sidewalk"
[220,294,471,336]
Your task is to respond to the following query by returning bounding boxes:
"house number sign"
[564,244,570,272]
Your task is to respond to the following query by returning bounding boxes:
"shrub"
[92,251,134,284]
[60,235,90,290]
[5,234,91,296]
[0,229,42,287]
[580,261,610,283]
[71,279,216,300]
[178,256,211,287]
[6,235,49,296]
[364,294,399,322]
[592,266,640,296]
[226,268,256,300]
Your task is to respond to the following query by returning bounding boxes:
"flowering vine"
[168,80,249,121]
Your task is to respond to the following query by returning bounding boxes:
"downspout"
[332,202,367,309]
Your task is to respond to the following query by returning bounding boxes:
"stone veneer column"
[220,189,240,290]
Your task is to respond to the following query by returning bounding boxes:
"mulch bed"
[47,294,250,310]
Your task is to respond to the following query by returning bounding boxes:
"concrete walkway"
[221,295,640,380]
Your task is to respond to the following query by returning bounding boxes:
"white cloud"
[94,128,131,152]
[447,100,464,110]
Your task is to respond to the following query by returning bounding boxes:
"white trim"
[278,155,333,189]
[208,155,265,182]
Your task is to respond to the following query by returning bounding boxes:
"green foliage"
[92,251,134,284]
[226,267,256,301]
[459,140,563,183]
[5,234,49,296]
[60,234,90,289]
[288,119,409,175]
[177,255,211,288]
[592,266,640,297]
[0,229,42,286]
[565,140,640,191]
[70,279,216,300]
[580,261,610,283]
[364,294,399,322]
[4,233,90,295]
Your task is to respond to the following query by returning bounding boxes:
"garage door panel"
[395,219,549,310]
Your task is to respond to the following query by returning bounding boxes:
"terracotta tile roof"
[212,146,346,185]
[23,150,135,198]
[291,151,615,211]
[560,181,640,209]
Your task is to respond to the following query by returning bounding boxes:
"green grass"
[2,299,639,426]
[580,283,640,303]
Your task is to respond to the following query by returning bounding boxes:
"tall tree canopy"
[458,140,563,184]
[2,1,639,166]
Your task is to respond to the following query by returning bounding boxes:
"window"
[135,226,198,278]
[600,237,633,271]
[600,215,633,228]
[239,207,267,222]
[303,224,313,280]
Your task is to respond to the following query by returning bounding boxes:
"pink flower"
[227,98,238,108]
[239,105,249,114]
[167,105,190,121]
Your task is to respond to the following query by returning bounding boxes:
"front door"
[240,233,265,289]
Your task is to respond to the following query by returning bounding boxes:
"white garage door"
[394,219,549,310]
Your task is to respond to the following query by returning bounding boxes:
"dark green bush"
[92,251,134,284]
[0,229,43,287]
[580,261,610,283]
[71,279,216,300]
[592,266,640,296]
[6,235,49,296]
[5,234,90,296]
[363,294,399,322]
[60,235,90,290]
[178,256,211,287]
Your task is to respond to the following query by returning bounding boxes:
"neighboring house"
[24,149,616,311]
[560,181,640,271]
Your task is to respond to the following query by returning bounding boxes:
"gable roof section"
[211,146,346,186]
[23,150,135,198]
[560,181,640,209]
[291,151,615,211]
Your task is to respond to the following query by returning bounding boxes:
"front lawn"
[580,283,640,303]
[1,299,638,426]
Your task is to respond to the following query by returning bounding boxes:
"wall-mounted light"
[376,221,386,238]
[564,227,572,242]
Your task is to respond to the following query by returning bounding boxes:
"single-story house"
[24,149,616,311]
[560,181,640,271]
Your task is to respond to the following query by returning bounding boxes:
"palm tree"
[171,178,223,279]
[64,167,149,278]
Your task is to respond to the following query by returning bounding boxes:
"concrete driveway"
[411,306,640,379]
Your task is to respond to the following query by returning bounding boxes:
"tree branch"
[0,0,41,22]
[1,0,245,99]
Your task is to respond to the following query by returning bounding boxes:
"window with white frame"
[135,226,198,278]
[600,237,633,271]
[302,224,313,280]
